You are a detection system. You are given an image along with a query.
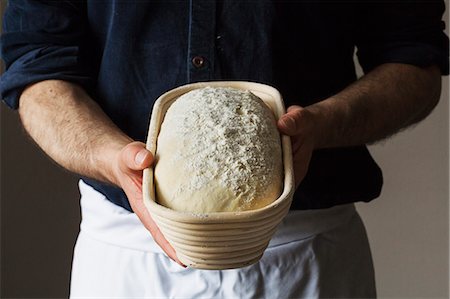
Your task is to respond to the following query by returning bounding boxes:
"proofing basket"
[143,81,295,270]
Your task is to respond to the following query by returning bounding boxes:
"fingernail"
[135,149,148,165]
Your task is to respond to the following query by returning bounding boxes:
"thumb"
[120,141,154,171]
[277,105,304,136]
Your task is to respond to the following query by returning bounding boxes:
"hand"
[113,141,185,267]
[277,105,317,189]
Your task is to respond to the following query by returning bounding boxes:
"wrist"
[301,104,328,149]
[304,97,347,149]
[92,136,133,186]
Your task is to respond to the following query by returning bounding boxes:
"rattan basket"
[143,81,294,270]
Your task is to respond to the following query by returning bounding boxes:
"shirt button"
[192,56,205,68]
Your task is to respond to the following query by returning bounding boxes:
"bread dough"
[154,87,283,213]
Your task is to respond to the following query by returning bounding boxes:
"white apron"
[70,180,376,298]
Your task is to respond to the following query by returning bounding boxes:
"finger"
[120,141,154,171]
[277,106,304,136]
[130,198,186,267]
[150,220,186,267]
[291,135,304,153]
[116,142,183,266]
[292,144,313,189]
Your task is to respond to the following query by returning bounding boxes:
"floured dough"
[154,86,283,213]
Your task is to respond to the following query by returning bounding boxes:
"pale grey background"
[1,1,449,297]
[356,7,449,297]
[357,68,449,297]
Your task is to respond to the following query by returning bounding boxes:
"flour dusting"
[155,86,283,212]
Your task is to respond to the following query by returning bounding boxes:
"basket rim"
[143,81,295,223]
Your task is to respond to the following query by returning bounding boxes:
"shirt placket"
[187,0,216,82]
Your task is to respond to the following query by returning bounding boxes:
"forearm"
[307,63,442,148]
[18,80,132,185]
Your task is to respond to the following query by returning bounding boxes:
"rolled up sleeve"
[0,0,93,109]
[355,0,449,75]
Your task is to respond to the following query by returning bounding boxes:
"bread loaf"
[154,87,283,213]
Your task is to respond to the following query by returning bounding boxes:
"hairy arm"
[278,63,442,185]
[19,80,131,184]
[19,80,183,266]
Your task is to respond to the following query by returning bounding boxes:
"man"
[1,0,448,297]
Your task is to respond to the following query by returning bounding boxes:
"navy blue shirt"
[1,1,449,211]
